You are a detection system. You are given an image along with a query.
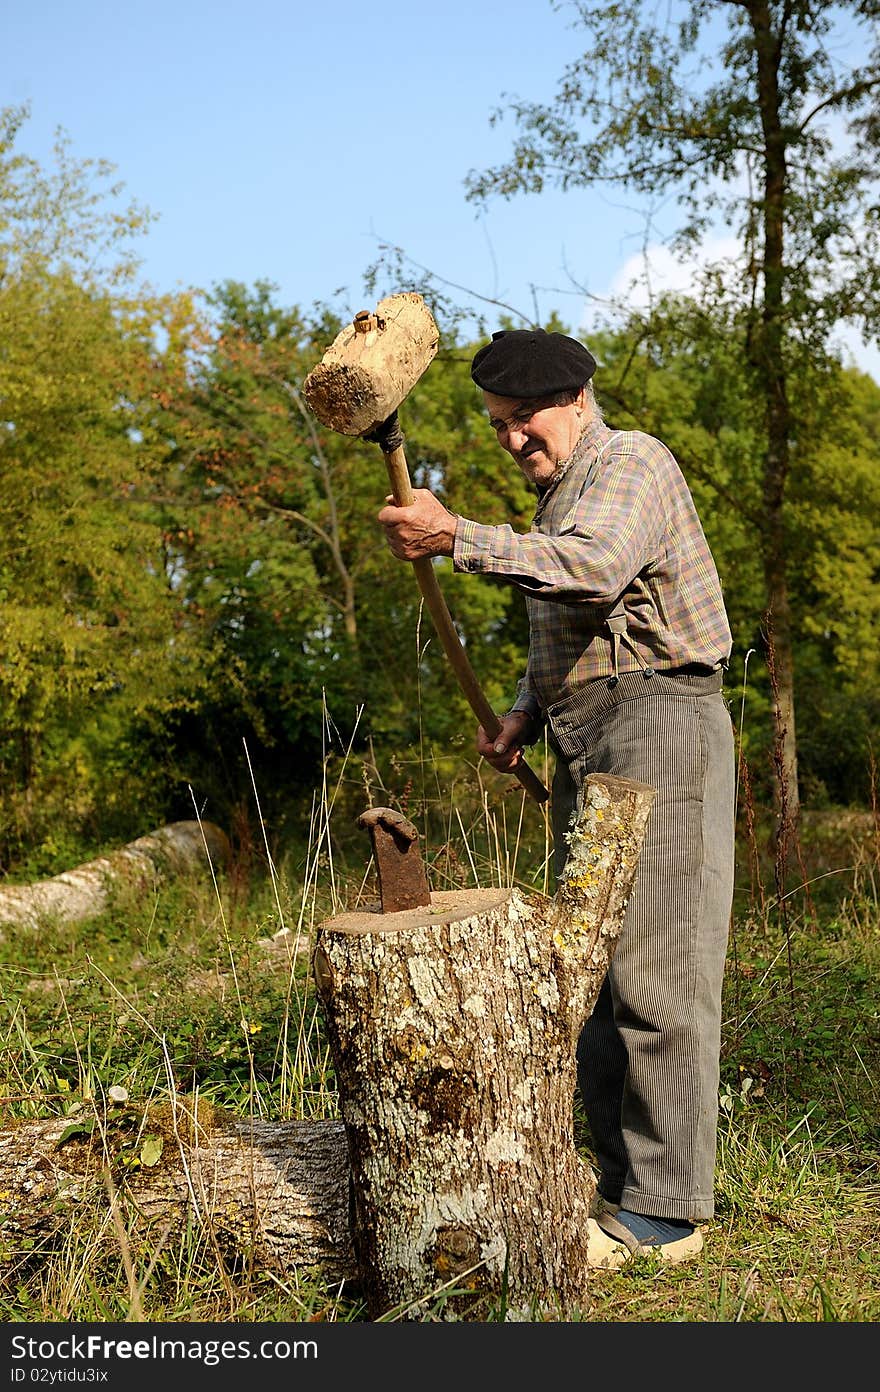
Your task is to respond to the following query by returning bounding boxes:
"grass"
[1,741,879,1325]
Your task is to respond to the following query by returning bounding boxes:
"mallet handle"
[383,444,550,805]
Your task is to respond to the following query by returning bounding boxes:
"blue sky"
[5,1,616,325]
[5,0,878,377]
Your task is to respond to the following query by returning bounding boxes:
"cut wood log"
[0,1107,356,1287]
[0,821,231,934]
[314,772,655,1319]
[301,292,439,437]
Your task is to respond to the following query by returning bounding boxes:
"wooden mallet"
[302,291,549,804]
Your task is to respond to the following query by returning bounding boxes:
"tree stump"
[314,772,655,1320]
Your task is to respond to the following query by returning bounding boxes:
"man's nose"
[508,425,529,452]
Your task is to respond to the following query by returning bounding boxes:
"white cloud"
[582,238,879,384]
[601,237,743,308]
[831,325,880,385]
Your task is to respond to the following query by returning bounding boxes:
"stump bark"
[314,772,655,1319]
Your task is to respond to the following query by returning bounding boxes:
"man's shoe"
[585,1217,630,1270]
[596,1211,704,1266]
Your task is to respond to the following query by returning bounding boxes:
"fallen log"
[0,821,231,934]
[0,1104,356,1289]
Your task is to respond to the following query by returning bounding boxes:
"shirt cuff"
[508,691,544,729]
[452,518,499,572]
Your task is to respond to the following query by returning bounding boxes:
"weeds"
[1,695,878,1323]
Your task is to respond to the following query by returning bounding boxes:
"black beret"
[470,328,597,398]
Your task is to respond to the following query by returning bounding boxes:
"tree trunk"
[0,821,231,934]
[314,772,655,1320]
[751,0,800,826]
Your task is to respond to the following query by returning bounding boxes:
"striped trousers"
[548,669,735,1221]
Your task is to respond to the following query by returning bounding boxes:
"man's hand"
[377,489,458,561]
[477,711,539,774]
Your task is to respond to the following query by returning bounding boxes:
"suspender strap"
[605,597,654,683]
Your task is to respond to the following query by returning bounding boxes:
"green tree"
[151,282,361,831]
[0,105,205,871]
[466,0,880,821]
[155,281,542,838]
[585,303,880,807]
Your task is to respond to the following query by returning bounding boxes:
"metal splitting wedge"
[356,807,431,913]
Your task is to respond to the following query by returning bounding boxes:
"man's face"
[482,388,587,487]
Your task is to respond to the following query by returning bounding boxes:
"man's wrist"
[506,705,544,747]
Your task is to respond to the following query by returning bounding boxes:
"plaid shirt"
[453,419,732,715]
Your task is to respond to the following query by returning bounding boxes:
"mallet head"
[302,292,439,437]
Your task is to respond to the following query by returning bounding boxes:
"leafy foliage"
[2,89,879,874]
[465,0,880,815]
[0,106,207,871]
